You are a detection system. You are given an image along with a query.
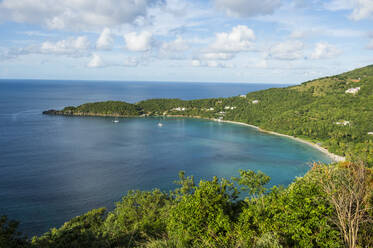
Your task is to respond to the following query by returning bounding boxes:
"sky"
[0,0,372,84]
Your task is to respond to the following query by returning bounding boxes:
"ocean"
[0,79,331,236]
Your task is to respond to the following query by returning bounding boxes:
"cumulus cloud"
[96,28,114,50]
[87,54,104,68]
[0,0,163,31]
[325,0,373,20]
[268,40,304,60]
[210,25,256,53]
[124,31,153,52]
[311,42,342,59]
[41,36,90,56]
[160,36,189,59]
[214,0,281,17]
[161,36,189,52]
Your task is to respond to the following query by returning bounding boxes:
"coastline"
[214,119,346,163]
[162,115,345,162]
[44,111,346,162]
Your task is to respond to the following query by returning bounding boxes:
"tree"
[314,162,372,248]
[0,216,29,248]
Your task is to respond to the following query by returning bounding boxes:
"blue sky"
[0,0,372,84]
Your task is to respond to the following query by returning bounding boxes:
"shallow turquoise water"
[0,80,331,236]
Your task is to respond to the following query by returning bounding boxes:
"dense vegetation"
[2,162,372,248]
[43,101,143,117]
[44,65,373,165]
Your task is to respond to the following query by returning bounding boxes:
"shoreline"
[212,119,346,162]
[45,112,346,162]
[162,115,345,162]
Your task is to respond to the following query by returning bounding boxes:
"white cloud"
[269,40,304,60]
[123,57,139,67]
[87,54,104,68]
[124,31,153,52]
[161,36,189,52]
[206,60,233,68]
[350,0,373,20]
[159,36,189,59]
[191,59,233,68]
[325,0,373,20]
[0,0,163,31]
[311,42,342,59]
[210,25,256,53]
[96,28,114,50]
[214,0,281,17]
[41,36,90,56]
[200,52,234,60]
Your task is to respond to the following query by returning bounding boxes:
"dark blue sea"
[0,79,331,236]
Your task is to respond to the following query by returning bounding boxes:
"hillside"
[44,65,373,165]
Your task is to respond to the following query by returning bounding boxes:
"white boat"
[113,119,119,123]
[158,123,163,127]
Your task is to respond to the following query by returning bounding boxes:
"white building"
[345,87,360,94]
[173,107,186,111]
[368,132,373,135]
[335,121,350,126]
[252,100,259,104]
[240,95,247,98]
[224,106,237,110]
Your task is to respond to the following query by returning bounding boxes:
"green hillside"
[45,65,373,165]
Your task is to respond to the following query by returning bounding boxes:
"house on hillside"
[351,78,361,83]
[252,100,259,104]
[335,120,350,126]
[240,95,247,98]
[345,87,360,94]
[368,132,373,135]
[173,107,186,111]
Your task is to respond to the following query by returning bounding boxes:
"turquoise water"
[0,80,331,236]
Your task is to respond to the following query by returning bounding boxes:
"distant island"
[44,65,373,166]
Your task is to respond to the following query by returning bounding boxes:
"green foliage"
[232,169,270,197]
[31,208,108,248]
[61,101,143,116]
[103,189,171,246]
[254,232,282,248]
[167,177,238,247]
[0,216,29,248]
[173,170,195,196]
[236,171,343,248]
[3,166,373,247]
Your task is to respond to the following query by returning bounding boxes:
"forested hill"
[43,65,373,165]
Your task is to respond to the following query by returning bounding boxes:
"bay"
[0,80,331,236]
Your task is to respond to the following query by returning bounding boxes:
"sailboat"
[158,117,164,127]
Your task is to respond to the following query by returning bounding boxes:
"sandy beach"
[217,119,346,162]
[164,115,345,162]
